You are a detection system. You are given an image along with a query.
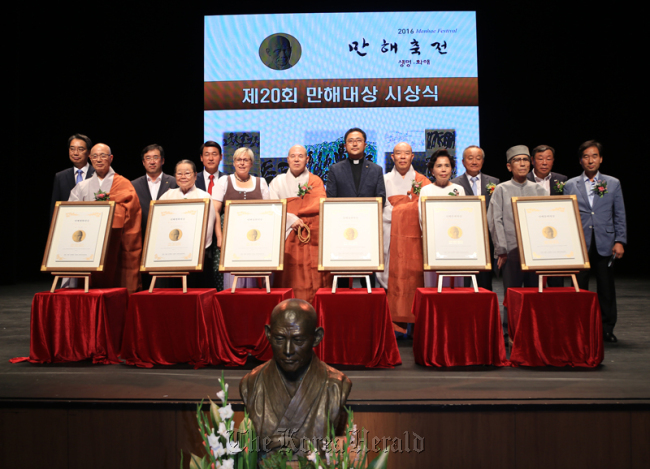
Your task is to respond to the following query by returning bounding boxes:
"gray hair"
[174,159,197,173]
[462,145,485,159]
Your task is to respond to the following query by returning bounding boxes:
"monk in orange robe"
[69,143,142,293]
[270,145,330,304]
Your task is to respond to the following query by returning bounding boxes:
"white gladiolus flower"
[217,458,235,469]
[307,451,317,462]
[216,389,226,403]
[217,422,229,439]
[226,440,242,455]
[218,404,234,420]
[207,431,220,449]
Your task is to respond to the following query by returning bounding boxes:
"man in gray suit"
[50,134,95,219]
[527,145,568,286]
[451,145,499,290]
[564,140,626,343]
[326,128,386,287]
[131,144,177,235]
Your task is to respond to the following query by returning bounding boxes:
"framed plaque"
[512,195,589,271]
[42,201,115,272]
[421,196,491,271]
[318,198,384,272]
[141,199,211,272]
[219,199,287,272]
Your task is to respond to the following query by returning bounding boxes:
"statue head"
[265,299,324,380]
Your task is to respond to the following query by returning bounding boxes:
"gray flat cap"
[506,145,530,162]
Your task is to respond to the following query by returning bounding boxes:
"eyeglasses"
[69,146,87,152]
[90,153,111,161]
[144,156,161,161]
[510,157,530,165]
[234,158,251,163]
[175,171,195,177]
[346,138,364,144]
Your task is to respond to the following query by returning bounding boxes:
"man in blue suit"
[326,128,386,288]
[564,140,626,342]
[50,134,95,219]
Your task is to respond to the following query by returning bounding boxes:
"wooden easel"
[51,272,91,293]
[436,271,480,293]
[231,272,272,293]
[149,272,190,293]
[537,270,580,292]
[331,272,373,294]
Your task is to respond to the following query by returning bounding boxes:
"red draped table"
[120,289,246,368]
[11,288,128,365]
[214,288,294,361]
[506,288,604,367]
[312,288,401,368]
[411,288,508,367]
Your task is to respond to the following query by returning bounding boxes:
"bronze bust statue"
[239,299,352,457]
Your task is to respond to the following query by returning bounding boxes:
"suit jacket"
[50,165,95,219]
[325,158,386,205]
[196,170,226,193]
[526,171,568,195]
[131,173,177,234]
[451,172,500,208]
[564,173,627,257]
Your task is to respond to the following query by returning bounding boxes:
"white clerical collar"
[351,159,361,164]
[533,170,552,182]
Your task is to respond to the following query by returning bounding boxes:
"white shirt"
[146,173,162,200]
[203,170,220,196]
[464,173,482,196]
[582,171,601,208]
[159,186,216,249]
[532,170,552,194]
[418,182,466,224]
[212,174,270,202]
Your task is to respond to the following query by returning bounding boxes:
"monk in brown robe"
[270,145,330,303]
[240,299,351,458]
[69,143,142,293]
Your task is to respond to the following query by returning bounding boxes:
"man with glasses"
[50,134,95,219]
[564,140,626,343]
[68,143,142,293]
[487,145,548,337]
[452,145,500,290]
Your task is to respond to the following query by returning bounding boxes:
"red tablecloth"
[411,288,508,367]
[214,288,294,360]
[10,288,128,365]
[505,288,604,367]
[120,289,246,368]
[312,288,401,368]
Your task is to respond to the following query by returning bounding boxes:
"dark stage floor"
[1,278,649,408]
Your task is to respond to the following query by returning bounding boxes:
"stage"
[1,278,649,468]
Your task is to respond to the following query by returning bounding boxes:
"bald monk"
[270,145,330,304]
[376,143,431,332]
[69,143,142,293]
[240,299,352,458]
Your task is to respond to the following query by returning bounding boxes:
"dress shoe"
[603,332,618,343]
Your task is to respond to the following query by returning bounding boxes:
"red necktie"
[208,174,214,195]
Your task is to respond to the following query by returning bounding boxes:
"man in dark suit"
[50,134,95,219]
[527,145,568,286]
[196,141,225,195]
[564,140,626,343]
[326,128,386,288]
[131,144,177,235]
[451,145,500,290]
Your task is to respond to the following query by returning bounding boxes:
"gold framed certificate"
[318,198,384,271]
[42,201,115,272]
[512,195,589,271]
[421,196,491,271]
[219,199,287,272]
[141,199,211,272]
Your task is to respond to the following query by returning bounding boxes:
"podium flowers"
[593,180,608,197]
[94,189,110,201]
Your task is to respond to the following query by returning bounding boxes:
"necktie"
[76,169,83,184]
[208,174,215,195]
[471,176,478,195]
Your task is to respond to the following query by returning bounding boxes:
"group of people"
[51,129,626,343]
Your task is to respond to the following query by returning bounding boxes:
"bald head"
[266,35,292,70]
[391,142,415,176]
[89,143,113,178]
[270,298,317,332]
[287,145,309,177]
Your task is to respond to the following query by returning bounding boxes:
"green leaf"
[367,447,390,469]
[210,398,222,427]
[189,453,205,469]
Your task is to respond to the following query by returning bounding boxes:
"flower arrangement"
[485,182,496,196]
[411,180,423,196]
[94,189,110,201]
[593,180,608,198]
[297,183,312,197]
